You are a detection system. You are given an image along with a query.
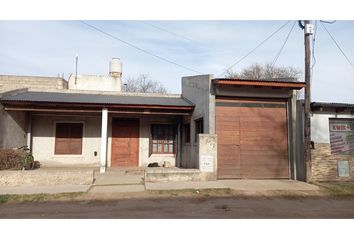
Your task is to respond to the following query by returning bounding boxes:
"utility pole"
[304,20,313,181]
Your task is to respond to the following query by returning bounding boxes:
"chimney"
[109,58,122,78]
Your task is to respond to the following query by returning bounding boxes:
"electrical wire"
[320,20,337,24]
[139,21,194,43]
[271,21,296,67]
[320,21,354,69]
[217,20,291,77]
[79,20,203,74]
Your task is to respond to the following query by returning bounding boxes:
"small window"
[184,123,190,143]
[55,123,83,155]
[195,118,203,142]
[151,124,176,154]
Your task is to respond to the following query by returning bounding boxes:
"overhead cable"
[79,20,203,74]
[217,20,291,77]
[320,21,354,69]
[271,21,296,67]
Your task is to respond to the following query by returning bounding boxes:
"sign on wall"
[329,118,354,155]
[200,155,214,172]
[337,160,350,177]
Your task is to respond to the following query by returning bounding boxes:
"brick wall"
[0,75,68,93]
[311,143,354,181]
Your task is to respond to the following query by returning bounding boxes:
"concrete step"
[145,167,204,182]
[93,169,145,186]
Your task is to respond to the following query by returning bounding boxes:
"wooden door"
[111,119,139,167]
[216,98,289,179]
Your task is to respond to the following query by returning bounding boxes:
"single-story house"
[0,59,306,180]
[310,102,354,181]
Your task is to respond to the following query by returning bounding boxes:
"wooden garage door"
[216,98,289,179]
[111,119,139,167]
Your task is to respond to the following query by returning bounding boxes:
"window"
[195,118,203,142]
[151,124,176,154]
[55,123,83,155]
[184,123,190,143]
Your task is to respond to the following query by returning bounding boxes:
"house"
[0,58,306,180]
[310,102,354,181]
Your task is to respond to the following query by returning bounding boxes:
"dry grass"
[312,182,354,198]
[0,192,84,204]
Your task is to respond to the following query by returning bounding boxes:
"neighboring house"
[0,58,306,180]
[310,102,354,181]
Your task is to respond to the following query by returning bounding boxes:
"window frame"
[54,121,84,156]
[150,124,177,155]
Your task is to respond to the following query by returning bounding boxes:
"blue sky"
[0,20,353,102]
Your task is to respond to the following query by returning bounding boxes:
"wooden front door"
[111,119,139,167]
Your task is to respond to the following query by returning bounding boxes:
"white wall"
[311,113,354,143]
[68,74,121,92]
[32,114,101,166]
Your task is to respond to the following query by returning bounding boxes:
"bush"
[0,149,36,170]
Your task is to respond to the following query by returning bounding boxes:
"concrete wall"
[0,107,28,149]
[181,74,215,168]
[198,134,217,180]
[311,113,353,143]
[31,114,101,167]
[0,75,67,92]
[68,74,122,92]
[0,75,67,150]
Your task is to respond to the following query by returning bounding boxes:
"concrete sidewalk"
[0,179,319,195]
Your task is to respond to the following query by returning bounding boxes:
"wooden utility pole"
[304,20,312,181]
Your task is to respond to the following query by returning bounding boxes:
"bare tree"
[225,63,302,81]
[124,74,167,93]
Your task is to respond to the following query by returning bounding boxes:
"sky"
[0,20,354,103]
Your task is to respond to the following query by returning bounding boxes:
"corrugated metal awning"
[0,91,194,108]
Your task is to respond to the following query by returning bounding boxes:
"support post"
[26,112,32,153]
[100,108,108,173]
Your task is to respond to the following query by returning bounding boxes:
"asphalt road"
[1,196,354,218]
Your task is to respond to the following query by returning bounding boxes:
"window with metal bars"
[151,124,176,154]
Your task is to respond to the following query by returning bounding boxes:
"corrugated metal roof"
[311,102,354,109]
[212,78,305,90]
[0,91,194,107]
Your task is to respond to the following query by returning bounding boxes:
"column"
[100,108,108,173]
[26,112,32,153]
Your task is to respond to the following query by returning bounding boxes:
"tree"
[225,63,302,81]
[123,74,167,93]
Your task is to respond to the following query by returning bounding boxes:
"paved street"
[1,196,354,218]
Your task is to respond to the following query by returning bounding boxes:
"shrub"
[0,149,35,170]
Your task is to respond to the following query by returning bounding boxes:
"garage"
[216,97,289,179]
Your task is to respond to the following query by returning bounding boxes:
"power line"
[217,20,291,77]
[320,21,354,69]
[79,20,203,74]
[320,20,336,24]
[271,21,296,67]
[139,21,194,43]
